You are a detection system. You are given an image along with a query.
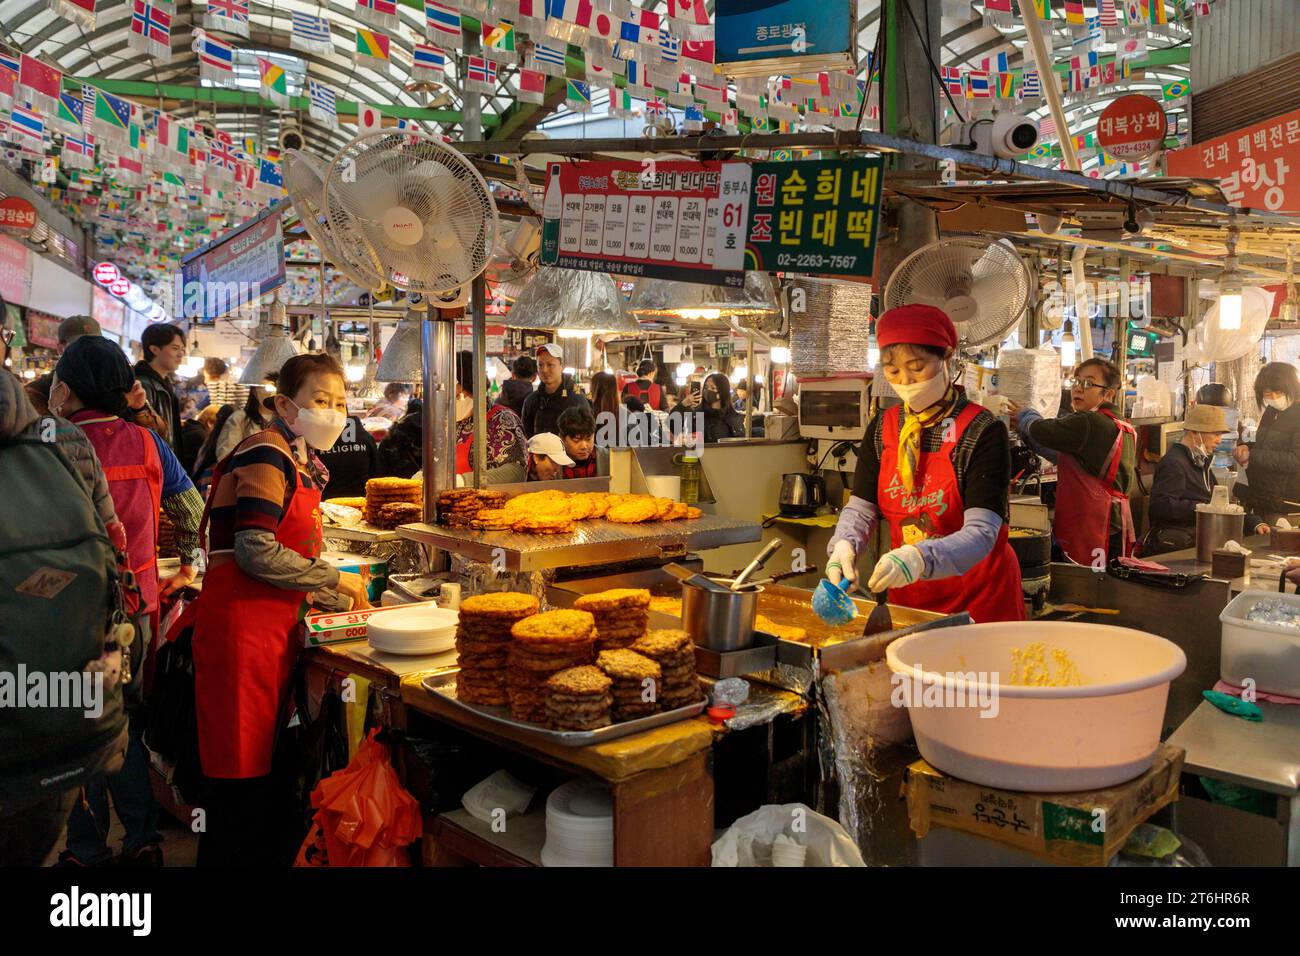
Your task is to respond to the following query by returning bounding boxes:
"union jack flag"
[205,0,250,38]
[209,136,237,171]
[645,97,667,116]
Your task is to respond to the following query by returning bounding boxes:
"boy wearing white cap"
[526,432,575,482]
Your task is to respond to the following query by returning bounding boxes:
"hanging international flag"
[547,0,593,44]
[516,0,545,33]
[587,8,619,50]
[0,55,16,110]
[1161,79,1188,105]
[983,0,1013,28]
[980,51,1010,73]
[90,88,133,143]
[19,54,62,113]
[1149,0,1168,25]
[1099,0,1120,28]
[62,130,96,169]
[529,41,568,76]
[8,105,45,149]
[204,0,250,38]
[193,30,236,86]
[667,0,710,40]
[464,55,497,93]
[356,103,382,133]
[461,0,488,14]
[995,73,1015,99]
[208,133,237,179]
[308,78,339,127]
[291,11,333,55]
[621,9,660,52]
[1100,59,1116,86]
[1064,0,1086,26]
[157,113,190,167]
[1192,2,1212,16]
[658,30,680,63]
[1027,142,1052,159]
[411,44,446,82]
[425,0,463,47]
[694,76,725,106]
[965,70,991,99]
[516,67,546,104]
[257,158,284,195]
[1020,69,1041,101]
[355,28,391,71]
[1029,0,1050,20]
[47,0,97,29]
[681,39,714,69]
[609,88,635,118]
[49,88,85,134]
[482,20,517,63]
[940,66,963,99]
[1038,115,1056,139]
[356,0,399,31]
[682,104,704,131]
[128,0,172,59]
[565,78,592,111]
[257,57,290,108]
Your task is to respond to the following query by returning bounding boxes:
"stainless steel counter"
[1149,533,1295,594]
[1169,700,1300,797]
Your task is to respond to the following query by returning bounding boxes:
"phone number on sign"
[775,252,860,270]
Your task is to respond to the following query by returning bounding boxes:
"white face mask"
[1265,396,1292,412]
[456,395,474,422]
[892,367,950,413]
[287,400,346,450]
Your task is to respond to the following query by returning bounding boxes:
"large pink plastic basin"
[885,621,1186,792]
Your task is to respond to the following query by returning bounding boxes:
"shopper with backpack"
[0,372,129,866]
[48,336,205,866]
[621,359,666,411]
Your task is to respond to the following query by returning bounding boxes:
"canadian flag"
[358,103,382,132]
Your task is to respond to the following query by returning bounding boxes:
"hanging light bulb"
[1060,318,1077,369]
[770,345,791,364]
[1218,227,1243,331]
[730,364,748,384]
[344,363,366,383]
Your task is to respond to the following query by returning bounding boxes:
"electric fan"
[283,149,385,292]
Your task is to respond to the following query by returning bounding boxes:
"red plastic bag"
[296,729,423,867]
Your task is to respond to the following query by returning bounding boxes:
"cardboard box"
[301,606,389,646]
[319,551,388,602]
[904,743,1184,866]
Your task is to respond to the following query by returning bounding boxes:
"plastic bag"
[297,728,423,867]
[711,803,866,867]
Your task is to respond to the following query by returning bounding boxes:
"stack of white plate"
[540,780,614,867]
[367,605,459,656]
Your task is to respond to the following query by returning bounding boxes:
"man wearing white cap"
[526,432,574,482]
[519,342,591,438]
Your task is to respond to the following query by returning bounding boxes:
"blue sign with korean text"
[714,0,854,67]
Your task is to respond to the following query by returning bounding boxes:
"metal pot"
[681,578,763,651]
[1195,509,1244,563]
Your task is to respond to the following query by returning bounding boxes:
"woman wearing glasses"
[824,305,1024,624]
[1008,358,1138,564]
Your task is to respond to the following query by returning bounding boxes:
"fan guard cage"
[283,149,385,292]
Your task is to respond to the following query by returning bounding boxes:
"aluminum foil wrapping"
[506,268,640,333]
[716,680,808,732]
[450,553,555,605]
[788,277,874,378]
[629,271,781,322]
[322,536,426,576]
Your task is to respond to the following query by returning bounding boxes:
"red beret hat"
[875,304,958,351]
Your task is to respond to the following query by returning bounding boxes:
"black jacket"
[319,416,382,498]
[134,360,182,453]
[668,401,745,443]
[377,401,423,479]
[519,376,591,438]
[1244,403,1300,515]
[1145,442,1264,556]
[495,378,535,418]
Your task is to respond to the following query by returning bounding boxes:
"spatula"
[862,589,893,637]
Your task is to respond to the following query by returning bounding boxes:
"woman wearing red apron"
[189,353,371,866]
[1010,358,1138,565]
[825,306,1024,623]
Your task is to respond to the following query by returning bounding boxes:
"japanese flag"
[588,9,618,45]
[358,103,382,132]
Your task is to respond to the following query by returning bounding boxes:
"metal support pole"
[471,273,488,487]
[744,333,755,439]
[421,316,457,531]
[1016,0,1080,172]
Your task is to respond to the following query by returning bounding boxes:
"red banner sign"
[26,310,61,350]
[93,261,120,285]
[0,196,37,238]
[1166,108,1300,212]
[0,233,32,306]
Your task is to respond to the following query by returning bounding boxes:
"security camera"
[1123,207,1154,235]
[950,115,1040,159]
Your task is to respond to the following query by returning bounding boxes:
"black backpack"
[0,434,126,806]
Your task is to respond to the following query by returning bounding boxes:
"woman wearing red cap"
[825,305,1024,623]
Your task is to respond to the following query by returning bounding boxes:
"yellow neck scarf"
[897,385,960,494]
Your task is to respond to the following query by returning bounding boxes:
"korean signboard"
[0,233,32,306]
[0,197,37,238]
[739,157,884,278]
[540,157,884,285]
[178,212,287,322]
[1166,108,1300,213]
[714,0,855,76]
[26,310,61,350]
[1097,94,1167,162]
[540,159,745,288]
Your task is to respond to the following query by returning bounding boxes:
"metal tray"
[420,670,707,746]
[398,513,760,571]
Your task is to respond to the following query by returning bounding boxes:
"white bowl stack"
[540,780,614,867]
[366,605,460,656]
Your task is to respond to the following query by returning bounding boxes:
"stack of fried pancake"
[436,487,508,528]
[454,592,540,706]
[630,629,704,710]
[544,665,613,731]
[364,477,422,526]
[573,588,652,651]
[595,648,662,721]
[507,609,598,722]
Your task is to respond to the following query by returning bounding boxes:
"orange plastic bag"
[295,729,422,867]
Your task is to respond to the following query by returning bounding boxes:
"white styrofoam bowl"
[366,605,459,655]
[885,621,1186,792]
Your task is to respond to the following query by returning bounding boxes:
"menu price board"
[540,157,884,285]
[741,157,884,278]
[1166,108,1300,213]
[179,213,287,322]
[0,233,32,306]
[541,159,746,288]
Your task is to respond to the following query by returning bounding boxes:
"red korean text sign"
[1096,94,1167,162]
[0,196,37,238]
[1166,108,1300,213]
